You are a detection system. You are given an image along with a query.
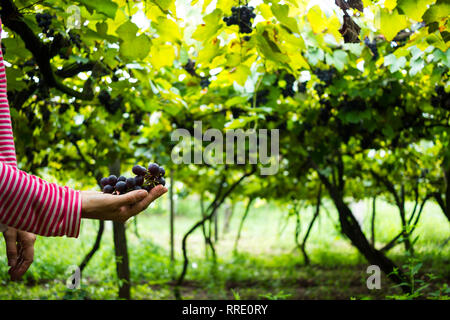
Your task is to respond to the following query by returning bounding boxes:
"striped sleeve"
[0,162,82,237]
[0,19,82,238]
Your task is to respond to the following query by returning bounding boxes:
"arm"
[0,161,82,237]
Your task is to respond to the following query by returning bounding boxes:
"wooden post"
[170,168,175,262]
[110,159,131,300]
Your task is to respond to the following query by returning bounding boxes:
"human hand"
[3,228,36,281]
[81,185,167,222]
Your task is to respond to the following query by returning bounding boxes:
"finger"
[3,230,18,268]
[9,241,22,277]
[10,238,35,281]
[125,185,168,218]
[113,189,149,207]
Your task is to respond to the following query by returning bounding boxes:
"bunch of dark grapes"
[101,163,166,194]
[364,37,379,61]
[313,68,336,85]
[281,74,296,98]
[36,12,55,37]
[69,30,82,48]
[223,6,256,34]
[200,77,211,89]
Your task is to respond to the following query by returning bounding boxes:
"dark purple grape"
[108,175,118,186]
[159,167,165,177]
[100,177,109,187]
[135,175,144,186]
[148,163,160,176]
[157,177,166,186]
[126,177,136,189]
[118,175,127,182]
[143,185,153,192]
[132,165,147,176]
[103,185,114,194]
[115,181,127,193]
[134,186,142,190]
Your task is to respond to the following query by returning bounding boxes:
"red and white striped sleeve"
[0,19,82,237]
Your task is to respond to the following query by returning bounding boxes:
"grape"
[148,163,160,176]
[200,78,211,89]
[159,167,166,177]
[281,74,296,98]
[115,181,127,193]
[143,185,153,192]
[103,185,114,194]
[108,175,118,186]
[135,175,144,186]
[132,165,147,176]
[68,30,82,48]
[126,177,136,189]
[223,5,255,34]
[118,176,127,182]
[314,69,336,85]
[157,177,166,186]
[134,186,142,190]
[100,177,109,187]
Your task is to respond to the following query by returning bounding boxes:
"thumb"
[114,190,148,207]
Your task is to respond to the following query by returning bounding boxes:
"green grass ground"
[0,197,449,300]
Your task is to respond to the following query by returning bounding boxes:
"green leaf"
[379,9,409,41]
[271,4,299,33]
[332,50,349,71]
[179,47,189,65]
[384,0,397,11]
[192,9,222,42]
[78,0,118,19]
[384,54,407,72]
[409,58,425,76]
[255,31,290,64]
[120,34,151,60]
[398,0,434,21]
[6,68,26,91]
[96,22,108,36]
[423,2,450,24]
[116,21,138,41]
[151,0,174,11]
[225,96,249,107]
[225,116,258,129]
[307,5,327,34]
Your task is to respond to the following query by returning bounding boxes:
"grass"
[0,196,449,300]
